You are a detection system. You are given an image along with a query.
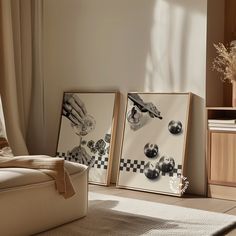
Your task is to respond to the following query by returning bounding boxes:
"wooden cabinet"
[209,132,236,185]
[207,108,236,200]
[205,0,236,200]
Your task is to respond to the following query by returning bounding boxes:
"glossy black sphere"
[144,162,160,180]
[168,120,182,135]
[158,156,175,173]
[144,143,159,158]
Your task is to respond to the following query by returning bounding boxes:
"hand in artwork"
[128,94,162,119]
[143,102,161,118]
[62,93,87,126]
[62,94,96,136]
[69,146,95,167]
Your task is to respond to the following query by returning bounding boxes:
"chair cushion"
[0,160,87,191]
[0,164,88,236]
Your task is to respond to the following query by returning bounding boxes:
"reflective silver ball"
[144,162,160,180]
[144,143,159,158]
[158,156,175,173]
[168,120,182,135]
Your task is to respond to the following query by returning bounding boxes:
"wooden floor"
[89,184,236,235]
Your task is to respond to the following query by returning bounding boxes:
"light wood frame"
[56,91,120,186]
[117,92,192,196]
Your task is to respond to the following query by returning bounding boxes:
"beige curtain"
[0,0,43,155]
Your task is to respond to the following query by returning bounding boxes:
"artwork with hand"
[57,92,118,185]
[118,93,191,196]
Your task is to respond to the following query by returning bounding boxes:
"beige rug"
[39,192,236,236]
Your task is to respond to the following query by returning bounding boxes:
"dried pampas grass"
[212,42,236,83]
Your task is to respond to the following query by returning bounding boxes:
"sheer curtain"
[0,0,44,155]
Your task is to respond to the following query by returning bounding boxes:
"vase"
[232,81,236,107]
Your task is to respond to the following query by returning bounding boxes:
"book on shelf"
[208,127,236,131]
[208,119,236,124]
[208,123,236,128]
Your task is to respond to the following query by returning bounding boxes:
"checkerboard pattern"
[56,152,108,170]
[56,152,66,158]
[92,156,109,170]
[119,158,146,173]
[120,158,182,177]
[162,164,182,177]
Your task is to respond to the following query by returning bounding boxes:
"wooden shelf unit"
[206,107,236,200]
[206,0,236,200]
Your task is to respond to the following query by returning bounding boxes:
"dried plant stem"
[212,43,236,83]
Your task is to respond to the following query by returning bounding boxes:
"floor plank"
[90,185,236,211]
[90,184,183,204]
[227,207,236,215]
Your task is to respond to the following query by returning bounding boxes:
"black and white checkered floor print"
[56,152,108,170]
[119,158,182,177]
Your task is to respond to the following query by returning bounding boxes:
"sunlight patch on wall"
[144,0,207,97]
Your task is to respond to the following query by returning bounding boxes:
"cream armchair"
[0,160,88,236]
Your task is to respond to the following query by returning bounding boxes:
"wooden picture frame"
[0,96,11,153]
[56,92,119,185]
[117,92,191,196]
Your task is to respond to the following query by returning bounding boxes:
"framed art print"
[117,93,191,196]
[56,92,119,185]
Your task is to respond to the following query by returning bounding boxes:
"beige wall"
[31,0,209,194]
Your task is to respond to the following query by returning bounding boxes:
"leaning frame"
[56,91,119,186]
[117,92,191,196]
